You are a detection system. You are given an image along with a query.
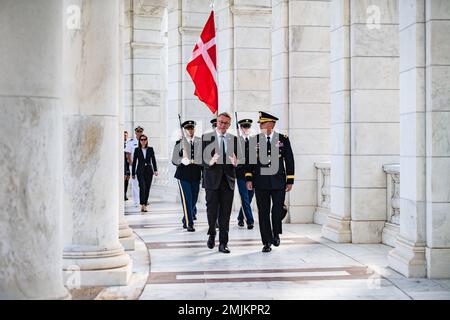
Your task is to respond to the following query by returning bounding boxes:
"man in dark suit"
[202,112,239,253]
[246,112,295,253]
[172,120,203,232]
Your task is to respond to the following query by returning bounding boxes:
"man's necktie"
[221,135,226,164]
[267,136,271,165]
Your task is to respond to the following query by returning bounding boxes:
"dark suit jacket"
[132,147,157,177]
[201,131,240,191]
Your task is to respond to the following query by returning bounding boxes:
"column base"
[388,236,426,278]
[119,224,135,250]
[63,260,133,287]
[426,248,450,279]
[313,207,329,226]
[321,214,351,243]
[289,206,315,224]
[120,236,135,251]
[63,245,132,287]
[119,225,133,238]
[351,220,385,244]
[382,222,400,247]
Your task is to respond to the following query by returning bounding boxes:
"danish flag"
[186,11,218,114]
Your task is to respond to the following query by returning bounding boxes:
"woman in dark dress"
[132,134,158,212]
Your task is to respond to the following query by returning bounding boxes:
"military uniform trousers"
[178,179,200,228]
[237,178,255,225]
[255,188,285,245]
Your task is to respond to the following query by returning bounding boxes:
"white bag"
[131,178,140,205]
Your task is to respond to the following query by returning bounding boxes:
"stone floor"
[95,199,450,300]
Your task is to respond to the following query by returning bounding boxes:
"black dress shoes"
[247,224,254,230]
[187,226,195,232]
[182,224,187,229]
[238,221,245,227]
[273,235,280,247]
[262,243,272,253]
[219,244,230,254]
[207,235,215,249]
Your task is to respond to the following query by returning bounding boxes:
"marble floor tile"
[121,202,450,300]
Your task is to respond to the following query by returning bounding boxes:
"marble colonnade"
[62,0,132,286]
[0,0,70,299]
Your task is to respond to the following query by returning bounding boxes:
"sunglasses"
[140,138,147,141]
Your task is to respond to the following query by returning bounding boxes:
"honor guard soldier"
[236,119,255,229]
[211,118,217,130]
[245,112,295,253]
[172,120,202,232]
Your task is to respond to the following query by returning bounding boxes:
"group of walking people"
[172,111,295,253]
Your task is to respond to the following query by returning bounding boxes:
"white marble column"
[119,0,135,251]
[325,0,400,243]
[286,0,331,223]
[62,0,132,286]
[424,0,450,279]
[388,0,427,278]
[323,0,352,242]
[390,0,450,279]
[126,0,167,155]
[271,0,289,132]
[0,0,69,299]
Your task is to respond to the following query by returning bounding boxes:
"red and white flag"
[186,11,218,114]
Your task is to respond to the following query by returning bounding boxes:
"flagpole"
[178,114,189,159]
[235,112,244,163]
[211,1,217,119]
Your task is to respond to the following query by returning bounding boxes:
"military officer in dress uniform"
[245,112,295,253]
[236,119,255,229]
[172,120,203,232]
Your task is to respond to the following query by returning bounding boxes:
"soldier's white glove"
[181,157,190,166]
